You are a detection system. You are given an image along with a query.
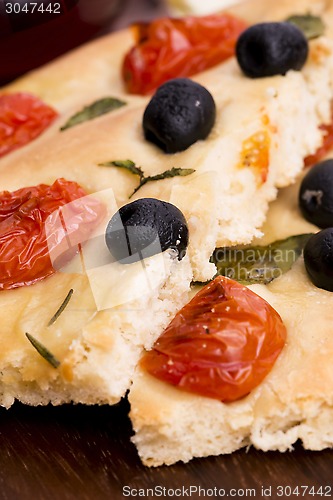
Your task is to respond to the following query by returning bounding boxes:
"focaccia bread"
[0,249,192,408]
[127,1,333,466]
[0,0,333,419]
[129,173,333,466]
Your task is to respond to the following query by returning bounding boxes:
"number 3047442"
[5,3,61,14]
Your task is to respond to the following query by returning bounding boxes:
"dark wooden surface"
[0,400,332,500]
[1,1,332,498]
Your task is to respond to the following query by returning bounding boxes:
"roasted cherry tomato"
[0,93,58,158]
[122,14,248,95]
[141,276,287,402]
[239,129,270,184]
[304,120,333,167]
[0,178,104,290]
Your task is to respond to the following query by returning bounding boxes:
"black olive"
[142,78,216,153]
[105,198,189,264]
[303,228,333,291]
[299,159,333,228]
[236,22,309,78]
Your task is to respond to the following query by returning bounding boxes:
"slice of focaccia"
[1,0,333,411]
[0,222,192,408]
[129,172,333,466]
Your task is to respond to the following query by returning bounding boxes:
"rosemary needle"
[25,333,60,369]
[48,289,74,326]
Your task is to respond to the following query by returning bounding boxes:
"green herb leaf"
[99,160,195,198]
[144,167,196,182]
[211,234,313,285]
[286,14,325,40]
[61,97,126,131]
[131,167,195,198]
[48,289,74,326]
[25,333,60,368]
[99,159,145,178]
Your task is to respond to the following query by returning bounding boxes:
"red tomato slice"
[0,178,104,290]
[304,120,333,167]
[0,93,58,158]
[141,276,287,402]
[122,14,248,95]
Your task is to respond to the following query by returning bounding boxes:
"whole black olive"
[299,159,333,228]
[303,228,333,291]
[143,78,216,153]
[105,198,189,264]
[236,22,308,78]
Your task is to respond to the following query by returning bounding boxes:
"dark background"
[0,0,168,84]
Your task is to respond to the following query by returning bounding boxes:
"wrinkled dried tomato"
[0,178,104,290]
[141,276,286,402]
[0,92,58,158]
[122,14,247,95]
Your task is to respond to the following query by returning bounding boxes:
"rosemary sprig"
[131,167,196,197]
[108,159,144,177]
[25,333,60,369]
[98,159,195,198]
[48,289,74,326]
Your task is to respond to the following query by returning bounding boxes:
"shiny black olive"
[105,198,189,264]
[303,228,333,291]
[143,78,216,153]
[299,159,333,228]
[236,22,308,78]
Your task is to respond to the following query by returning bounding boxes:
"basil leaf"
[211,234,313,285]
[99,159,144,178]
[25,333,60,368]
[286,14,325,40]
[61,97,126,131]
